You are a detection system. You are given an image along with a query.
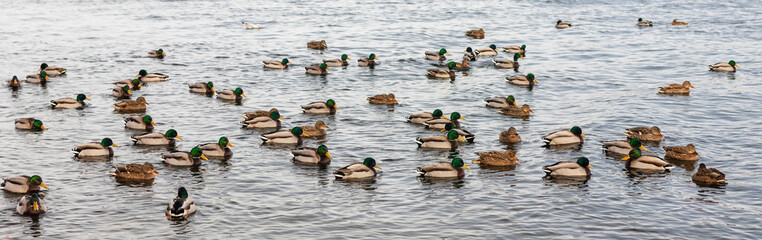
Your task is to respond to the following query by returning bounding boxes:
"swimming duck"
[692,163,726,185]
[424,112,465,129]
[307,40,327,50]
[302,99,338,114]
[506,73,538,87]
[485,95,517,109]
[417,158,469,178]
[72,138,119,158]
[426,62,456,79]
[622,149,674,171]
[476,44,498,56]
[112,85,132,99]
[131,129,182,146]
[498,104,533,117]
[454,59,470,71]
[442,122,475,143]
[556,20,572,29]
[499,127,521,144]
[264,58,290,69]
[658,81,694,94]
[109,162,159,180]
[463,47,478,61]
[124,115,156,130]
[242,108,279,121]
[242,110,283,128]
[543,126,586,146]
[415,130,465,149]
[242,21,262,29]
[26,71,49,84]
[14,118,45,130]
[709,60,738,72]
[17,193,46,216]
[38,63,66,76]
[407,109,446,124]
[671,19,689,26]
[199,137,234,158]
[663,144,699,161]
[291,145,331,165]
[543,157,592,177]
[260,127,307,145]
[7,76,22,90]
[324,54,350,67]
[216,87,246,101]
[189,82,214,95]
[358,53,378,67]
[148,49,165,59]
[473,150,518,167]
[306,63,330,75]
[301,120,329,137]
[503,44,526,55]
[367,93,397,105]
[637,18,653,26]
[1,175,48,193]
[465,28,485,38]
[113,97,148,113]
[136,69,169,82]
[114,78,142,90]
[624,126,663,141]
[492,53,523,69]
[51,94,90,109]
[162,147,208,166]
[166,187,197,220]
[601,138,647,155]
[334,157,381,180]
[425,48,450,61]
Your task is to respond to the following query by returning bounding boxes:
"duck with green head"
[1,175,48,193]
[163,147,208,166]
[709,60,739,72]
[504,44,526,55]
[358,53,379,67]
[242,108,279,121]
[38,63,66,76]
[136,69,170,82]
[334,157,381,180]
[26,71,49,84]
[260,127,308,145]
[17,193,46,215]
[264,58,290,69]
[442,122,475,143]
[72,138,119,158]
[417,158,470,178]
[416,130,466,149]
[149,48,166,58]
[425,48,450,61]
[492,53,524,69]
[305,63,330,75]
[601,138,647,155]
[424,111,465,129]
[166,187,197,220]
[189,81,215,95]
[217,87,246,101]
[51,93,90,109]
[637,18,653,26]
[543,126,586,146]
[14,118,45,131]
[426,61,456,79]
[407,109,446,124]
[114,78,142,90]
[506,73,538,87]
[543,157,592,177]
[324,54,350,67]
[7,75,21,90]
[485,95,518,109]
[556,20,572,29]
[131,129,182,146]
[199,137,234,158]
[112,85,132,99]
[243,110,283,128]
[124,115,156,130]
[291,144,331,165]
[302,99,338,114]
[476,44,499,56]
[622,149,674,171]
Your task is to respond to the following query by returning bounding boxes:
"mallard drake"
[264,58,290,69]
[109,162,159,180]
[136,69,169,82]
[601,138,647,155]
[124,115,156,130]
[624,126,663,141]
[426,62,456,79]
[334,157,381,180]
[485,95,517,109]
[260,127,307,145]
[499,127,521,144]
[543,157,592,177]
[658,81,694,94]
[7,76,21,90]
[17,193,46,215]
[424,112,465,129]
[465,28,485,38]
[302,99,338,114]
[709,60,738,72]
[14,118,45,130]
[637,18,653,26]
[166,187,197,220]
[622,149,674,171]
[307,40,327,50]
[473,150,518,167]
[242,110,283,128]
[26,71,49,84]
[189,82,214,95]
[492,53,523,69]
[216,87,246,101]
[72,138,119,158]
[692,163,726,185]
[503,44,526,55]
[454,59,470,71]
[417,158,469,178]
[301,120,329,137]
[556,20,572,29]
[38,63,66,76]
[324,54,350,67]
[407,109,446,124]
[148,49,165,59]
[476,44,498,56]
[242,21,262,29]
[305,63,330,75]
[243,108,279,121]
[442,122,474,143]
[425,48,450,61]
[291,145,331,165]
[543,126,586,146]
[131,129,182,145]
[51,94,89,109]
[663,144,699,161]
[671,19,689,26]
[199,137,234,158]
[506,73,538,87]
[1,175,48,193]
[114,97,148,113]
[358,53,378,67]
[367,93,397,105]
[463,47,478,61]
[112,85,132,99]
[114,78,142,90]
[498,104,533,117]
[162,147,208,166]
[415,130,465,149]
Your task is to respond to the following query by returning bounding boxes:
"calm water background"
[1,0,762,238]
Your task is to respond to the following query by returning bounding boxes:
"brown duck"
[307,40,327,50]
[472,150,519,167]
[301,120,329,138]
[499,127,521,144]
[624,126,664,141]
[113,97,148,113]
[367,93,398,105]
[109,162,159,180]
[663,144,699,161]
[658,81,694,94]
[692,163,726,185]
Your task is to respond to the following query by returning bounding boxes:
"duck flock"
[3,18,734,220]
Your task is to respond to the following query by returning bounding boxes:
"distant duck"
[358,53,378,67]
[242,21,261,29]
[124,115,156,130]
[637,18,653,26]
[14,118,45,130]
[476,44,498,56]
[506,73,538,87]
[189,81,215,95]
[264,58,290,69]
[671,19,689,26]
[136,69,169,82]
[148,49,165,58]
[463,47,478,61]
[17,193,46,216]
[26,71,49,84]
[109,162,159,181]
[334,158,381,180]
[367,93,397,105]
[622,149,674,171]
[131,129,182,146]
[663,144,699,161]
[302,99,338,114]
[1,175,48,193]
[442,122,475,143]
[216,87,246,101]
[407,109,445,124]
[454,59,470,71]
[503,44,526,55]
[472,150,518,167]
[38,63,66,76]
[242,108,279,121]
[291,145,331,165]
[166,187,197,220]
[260,127,307,145]
[305,63,330,75]
[543,126,586,146]
[555,20,572,29]
[7,76,22,90]
[624,126,663,141]
[162,147,208,166]
[709,60,738,72]
[658,81,694,94]
[426,62,456,79]
[424,112,465,129]
[601,138,647,155]
[112,85,132,99]
[307,40,327,50]
[199,137,234,158]
[692,163,726,186]
[324,54,350,67]
[425,48,450,61]
[498,104,533,117]
[492,53,523,69]
[51,93,89,109]
[301,120,329,137]
[465,28,485,38]
[485,95,518,109]
[499,127,521,144]
[415,130,465,150]
[113,97,148,113]
[543,157,592,177]
[416,158,469,178]
[114,78,142,90]
[72,138,119,158]
[242,110,282,129]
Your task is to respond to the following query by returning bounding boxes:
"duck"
[425,48,450,61]
[601,138,647,155]
[305,63,330,75]
[622,149,674,171]
[324,54,350,67]
[416,158,470,178]
[424,112,465,129]
[242,21,262,29]
[463,47,478,61]
[543,157,592,177]
[415,130,465,149]
[26,71,49,84]
[124,115,156,130]
[556,20,572,29]
[476,44,498,56]
[14,118,45,130]
[465,28,485,38]
[624,126,663,141]
[492,53,523,69]
[334,157,381,180]
[242,108,279,121]
[291,145,331,165]
[260,127,307,145]
[136,69,170,82]
[114,96,148,113]
[426,62,456,79]
[407,109,446,124]
[162,147,208,166]
[302,99,338,114]
[658,81,694,94]
[166,187,197,220]
[199,137,234,158]
[442,122,475,143]
[114,78,142,90]
[637,18,653,26]
[472,150,518,167]
[663,144,699,161]
[307,40,327,50]
[148,49,166,59]
[498,104,533,117]
[485,95,517,109]
[72,138,119,158]
[216,87,246,101]
[112,85,132,99]
[7,76,22,90]
[499,127,521,144]
[263,58,290,69]
[109,162,159,180]
[454,59,470,71]
[503,44,526,55]
[38,63,66,76]
[242,110,283,128]
[358,53,378,67]
[131,129,182,146]
[692,163,726,185]
[189,81,215,95]
[51,94,90,109]
[542,126,586,146]
[17,193,46,216]
[671,19,689,26]
[1,175,48,193]
[367,93,397,105]
[301,120,329,137]
[506,73,538,87]
[709,60,738,72]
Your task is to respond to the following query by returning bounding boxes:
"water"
[2,0,762,238]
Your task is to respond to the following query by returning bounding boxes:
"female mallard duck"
[485,95,517,109]
[622,149,674,171]
[416,130,465,149]
[498,104,533,117]
[72,138,119,158]
[709,60,738,72]
[14,118,45,130]
[543,157,592,177]
[476,44,498,56]
[114,78,142,90]
[242,108,279,121]
[407,109,446,124]
[1,175,48,193]
[124,115,156,130]
[692,163,726,185]
[425,48,450,61]
[38,63,66,76]
[367,93,397,105]
[302,99,338,114]
[307,40,327,50]
[601,138,647,155]
[556,20,572,29]
[324,54,350,67]
[242,110,282,128]
[199,137,234,158]
[463,47,478,61]
[492,53,523,69]
[148,49,165,59]
[424,112,465,129]
[131,129,182,145]
[112,85,132,99]
[465,28,485,38]
[504,44,526,55]
[624,126,663,141]
[162,147,208,166]
[301,120,329,137]
[442,122,474,143]
[242,21,261,29]
[543,126,586,146]
[637,18,653,26]
[109,162,159,180]
[291,145,331,165]
[658,81,694,94]
[260,127,307,145]
[50,94,89,109]
[426,62,456,79]
[305,63,330,75]
[216,88,246,101]
[473,150,518,167]
[189,81,214,95]
[454,59,470,71]
[334,157,381,180]
[114,97,148,113]
[264,58,290,69]
[499,127,521,144]
[17,193,46,215]
[358,53,378,67]
[136,69,170,82]
[506,73,538,87]
[166,187,197,220]
[26,71,49,84]
[417,158,470,178]
[663,144,699,161]
[671,19,689,26]
[7,76,21,90]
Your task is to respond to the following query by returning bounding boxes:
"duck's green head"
[28,175,48,189]
[39,71,49,80]
[439,48,449,55]
[576,157,592,169]
[557,20,562,24]
[637,18,643,22]
[76,94,90,102]
[142,115,156,126]
[39,63,49,71]
[446,130,465,142]
[282,58,290,65]
[326,99,338,109]
[369,53,378,60]
[177,187,188,198]
[165,129,182,140]
[234,88,246,98]
[513,53,524,61]
[465,47,473,53]
[729,60,738,68]
[340,54,349,61]
[447,61,456,69]
[190,147,208,160]
[121,85,131,95]
[269,110,283,120]
[206,82,214,91]
[443,122,456,131]
[218,136,233,148]
[317,145,331,158]
[30,193,41,211]
[158,49,165,56]
[32,120,45,130]
[101,138,119,148]
[433,109,445,118]
[363,157,381,169]
[520,44,526,50]
[137,69,147,77]
[451,158,470,169]
[629,138,647,151]
[291,127,307,137]
[506,95,517,106]
[131,78,142,88]
[489,44,497,50]
[527,73,538,83]
[622,149,642,161]
[570,126,585,138]
[450,112,465,120]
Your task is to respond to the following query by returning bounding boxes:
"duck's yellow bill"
[640,146,647,151]
[622,155,630,161]
[581,133,587,138]
[334,105,339,110]
[463,164,470,169]
[735,64,740,68]
[279,116,285,120]
[588,164,594,169]
[200,154,208,160]
[374,164,382,169]
[458,136,466,142]
[153,170,160,175]
[442,115,448,119]
[112,143,120,147]
[302,133,310,137]
[151,121,157,126]
[33,202,39,211]
[520,56,525,59]
[374,57,379,60]
[135,74,141,77]
[210,87,215,92]
[460,117,466,120]
[513,102,518,106]
[127,90,132,95]
[45,76,50,80]
[346,58,351,60]
[40,125,46,130]
[40,182,49,189]
[138,84,143,88]
[242,93,247,98]
[446,52,451,55]
[325,152,332,159]
[176,136,183,140]
[86,98,91,100]
[534,78,539,83]
[440,129,446,132]
[227,142,234,147]
[326,67,332,70]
